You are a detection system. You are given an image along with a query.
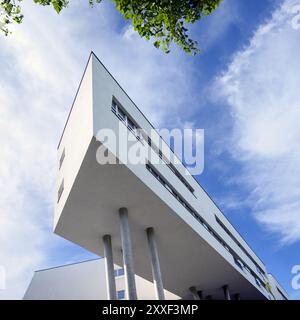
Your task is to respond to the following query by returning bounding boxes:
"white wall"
[54,54,94,229]
[23,259,179,300]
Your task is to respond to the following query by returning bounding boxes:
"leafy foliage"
[33,0,69,14]
[114,0,222,54]
[0,0,222,54]
[0,0,23,35]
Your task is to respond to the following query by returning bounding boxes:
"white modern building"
[32,52,288,300]
[24,259,179,300]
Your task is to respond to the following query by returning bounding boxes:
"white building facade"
[43,52,288,300]
[24,259,179,300]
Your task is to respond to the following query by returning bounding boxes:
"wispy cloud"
[0,2,83,299]
[214,0,300,245]
[193,0,241,50]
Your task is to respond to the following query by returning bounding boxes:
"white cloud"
[0,1,203,298]
[194,0,241,50]
[0,3,82,299]
[214,0,300,245]
[122,25,136,40]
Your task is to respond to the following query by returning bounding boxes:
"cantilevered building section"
[53,52,288,300]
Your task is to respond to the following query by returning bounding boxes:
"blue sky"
[0,0,300,299]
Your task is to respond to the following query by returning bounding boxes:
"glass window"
[234,258,243,270]
[59,148,65,169]
[117,107,126,122]
[136,128,141,140]
[127,118,136,133]
[203,223,209,231]
[255,278,261,287]
[111,101,117,114]
[257,267,266,277]
[165,184,173,193]
[114,268,124,277]
[194,212,200,220]
[57,179,64,203]
[168,163,176,174]
[117,290,125,300]
[245,266,251,274]
[158,176,166,186]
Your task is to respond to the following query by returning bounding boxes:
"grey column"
[103,234,117,300]
[223,285,231,300]
[119,208,137,300]
[189,286,201,300]
[146,227,165,300]
[234,293,241,300]
[198,290,203,300]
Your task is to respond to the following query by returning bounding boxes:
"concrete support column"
[146,227,165,300]
[198,290,203,300]
[103,234,117,300]
[223,285,231,300]
[119,207,137,300]
[189,286,201,300]
[234,293,241,301]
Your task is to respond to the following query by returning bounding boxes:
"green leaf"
[52,0,63,13]
[153,40,160,49]
[1,0,222,55]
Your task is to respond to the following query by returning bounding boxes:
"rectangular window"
[117,107,126,122]
[215,215,266,277]
[57,179,64,203]
[244,266,251,274]
[276,287,288,300]
[168,163,194,194]
[234,258,243,270]
[145,162,267,289]
[158,150,163,159]
[114,268,125,277]
[112,99,141,140]
[59,148,65,169]
[117,290,125,300]
[255,278,261,287]
[111,98,195,195]
[111,101,117,114]
[127,118,136,132]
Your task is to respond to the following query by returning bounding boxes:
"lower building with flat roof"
[23,259,179,300]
